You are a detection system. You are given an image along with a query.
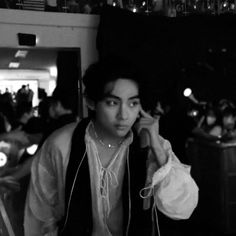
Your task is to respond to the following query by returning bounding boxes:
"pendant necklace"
[92,122,123,149]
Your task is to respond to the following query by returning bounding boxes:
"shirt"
[85,122,133,236]
[24,121,199,236]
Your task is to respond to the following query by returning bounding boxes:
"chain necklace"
[92,122,123,149]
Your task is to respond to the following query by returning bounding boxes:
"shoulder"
[38,122,78,160]
[46,121,78,148]
[38,119,89,160]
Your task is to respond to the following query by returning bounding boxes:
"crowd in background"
[0,85,78,235]
[0,84,78,163]
[191,98,236,142]
[0,84,35,133]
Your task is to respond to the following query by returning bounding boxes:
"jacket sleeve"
[24,139,64,236]
[145,137,199,220]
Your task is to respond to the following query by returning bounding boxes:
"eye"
[129,100,140,108]
[105,99,118,106]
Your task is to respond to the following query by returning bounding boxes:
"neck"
[92,121,123,149]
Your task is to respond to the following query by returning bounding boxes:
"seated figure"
[192,103,222,141]
[220,106,236,141]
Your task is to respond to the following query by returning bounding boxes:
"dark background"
[97,6,236,102]
[96,6,236,161]
[96,9,236,235]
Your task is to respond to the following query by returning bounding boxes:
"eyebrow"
[104,94,140,100]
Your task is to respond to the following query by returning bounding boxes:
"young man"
[24,58,198,236]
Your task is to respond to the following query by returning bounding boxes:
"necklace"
[92,122,122,149]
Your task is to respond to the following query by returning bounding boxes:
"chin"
[115,129,128,137]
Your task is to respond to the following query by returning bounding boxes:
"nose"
[117,104,128,120]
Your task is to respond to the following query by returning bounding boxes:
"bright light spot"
[183,88,192,97]
[9,62,20,68]
[48,80,56,95]
[188,109,199,117]
[132,7,137,12]
[27,144,38,155]
[36,37,39,45]
[0,152,7,167]
[49,66,57,78]
[15,50,28,58]
[112,2,116,6]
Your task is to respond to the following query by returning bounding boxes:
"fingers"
[136,106,160,136]
[139,106,153,118]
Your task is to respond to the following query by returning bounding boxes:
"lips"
[115,124,129,130]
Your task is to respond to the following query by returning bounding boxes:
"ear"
[85,96,95,111]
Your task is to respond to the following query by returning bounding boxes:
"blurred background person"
[192,102,222,141]
[219,104,236,141]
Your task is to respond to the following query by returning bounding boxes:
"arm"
[136,107,199,219]
[24,140,63,236]
[147,139,199,219]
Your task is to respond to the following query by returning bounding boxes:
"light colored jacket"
[24,121,199,236]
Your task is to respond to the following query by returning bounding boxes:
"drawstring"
[61,150,87,232]
[139,186,161,236]
[99,167,119,216]
[139,185,153,199]
[152,203,160,236]
[125,149,131,236]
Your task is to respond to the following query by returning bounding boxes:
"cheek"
[130,108,140,122]
[96,106,116,121]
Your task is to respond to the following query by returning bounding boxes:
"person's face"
[94,78,141,139]
[206,115,216,125]
[223,114,235,130]
[49,102,60,119]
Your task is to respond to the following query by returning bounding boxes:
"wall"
[0,9,100,75]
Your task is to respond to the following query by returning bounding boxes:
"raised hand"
[135,107,167,167]
[136,107,160,138]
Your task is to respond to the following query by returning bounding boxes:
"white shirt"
[85,123,133,236]
[24,121,199,236]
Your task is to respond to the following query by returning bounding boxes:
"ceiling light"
[9,62,20,68]
[15,50,28,58]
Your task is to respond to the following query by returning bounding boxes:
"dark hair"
[217,99,236,117]
[52,90,76,112]
[23,117,44,134]
[0,112,8,134]
[83,56,146,104]
[15,102,32,118]
[38,96,55,120]
[222,106,236,117]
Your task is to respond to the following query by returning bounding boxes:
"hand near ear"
[135,107,167,167]
[136,107,160,137]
